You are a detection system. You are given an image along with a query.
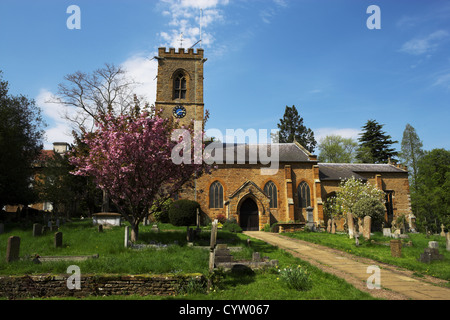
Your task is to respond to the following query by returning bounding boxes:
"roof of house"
[205,142,315,164]
[318,163,408,181]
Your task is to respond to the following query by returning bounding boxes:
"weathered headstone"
[331,219,336,234]
[214,244,233,264]
[306,207,315,230]
[390,239,402,257]
[347,213,355,239]
[383,228,391,238]
[326,219,331,233]
[418,248,444,263]
[151,224,160,233]
[186,227,195,242]
[252,252,261,262]
[124,226,130,248]
[54,232,63,248]
[440,224,446,237]
[355,233,360,246]
[98,224,103,232]
[363,216,372,240]
[6,236,20,262]
[209,219,219,272]
[428,241,439,249]
[33,223,43,237]
[446,233,450,252]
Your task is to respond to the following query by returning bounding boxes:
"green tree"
[318,135,358,163]
[356,119,398,163]
[274,105,317,153]
[0,71,46,209]
[412,149,450,232]
[399,123,424,191]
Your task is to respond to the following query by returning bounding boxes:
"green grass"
[283,230,450,281]
[0,220,377,299]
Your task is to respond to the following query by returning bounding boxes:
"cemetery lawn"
[0,220,376,300]
[283,231,450,282]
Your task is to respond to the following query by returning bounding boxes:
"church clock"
[173,105,186,119]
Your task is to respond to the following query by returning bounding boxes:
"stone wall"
[0,273,204,299]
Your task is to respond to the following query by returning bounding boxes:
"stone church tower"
[155,47,206,127]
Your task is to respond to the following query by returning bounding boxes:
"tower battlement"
[158,47,204,59]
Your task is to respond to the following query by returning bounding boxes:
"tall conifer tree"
[356,119,398,163]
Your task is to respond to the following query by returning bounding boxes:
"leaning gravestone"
[54,232,63,248]
[347,213,355,239]
[6,236,20,263]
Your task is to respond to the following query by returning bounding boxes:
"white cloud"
[35,89,75,150]
[314,128,361,143]
[432,72,450,90]
[400,30,449,55]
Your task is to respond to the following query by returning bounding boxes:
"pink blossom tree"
[70,111,210,242]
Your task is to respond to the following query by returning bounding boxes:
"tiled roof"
[318,163,407,181]
[205,142,314,164]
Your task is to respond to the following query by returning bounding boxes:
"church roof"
[205,142,314,164]
[318,163,408,181]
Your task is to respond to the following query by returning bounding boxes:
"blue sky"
[0,0,449,153]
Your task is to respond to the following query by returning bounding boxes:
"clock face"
[173,105,186,119]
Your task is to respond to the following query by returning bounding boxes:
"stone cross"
[6,236,20,263]
[441,224,446,237]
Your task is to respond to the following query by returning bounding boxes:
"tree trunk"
[131,224,139,242]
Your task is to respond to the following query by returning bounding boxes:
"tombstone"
[196,208,201,228]
[441,224,446,237]
[56,219,60,228]
[327,219,331,233]
[6,236,20,263]
[0,223,4,235]
[355,233,360,247]
[186,227,195,242]
[124,226,130,248]
[383,228,391,238]
[363,216,372,240]
[428,241,439,249]
[418,248,444,263]
[33,223,43,237]
[98,224,103,233]
[151,224,160,233]
[252,252,261,262]
[446,233,450,252]
[331,219,336,234]
[214,244,233,264]
[209,220,219,272]
[306,207,315,230]
[347,213,355,239]
[54,232,63,248]
[390,239,402,258]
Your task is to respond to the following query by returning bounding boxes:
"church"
[154,47,413,232]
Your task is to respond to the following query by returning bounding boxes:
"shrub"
[222,218,242,233]
[216,214,227,224]
[278,265,312,291]
[352,197,385,222]
[168,199,200,226]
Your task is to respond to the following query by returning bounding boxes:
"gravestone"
[446,233,450,252]
[363,216,372,240]
[33,223,43,237]
[306,207,315,230]
[54,232,63,248]
[56,219,60,228]
[6,236,20,263]
[418,248,444,263]
[428,241,439,249]
[441,224,446,237]
[124,226,130,248]
[209,219,219,272]
[331,219,336,234]
[354,233,360,247]
[327,219,331,233]
[98,224,103,232]
[186,227,195,242]
[390,239,402,257]
[0,223,4,235]
[347,213,355,239]
[151,224,160,233]
[214,244,233,264]
[383,228,391,238]
[252,252,261,262]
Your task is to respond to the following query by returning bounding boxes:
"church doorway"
[239,198,259,231]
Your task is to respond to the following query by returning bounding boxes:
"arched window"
[209,181,224,209]
[264,181,277,208]
[174,73,187,99]
[298,181,311,208]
